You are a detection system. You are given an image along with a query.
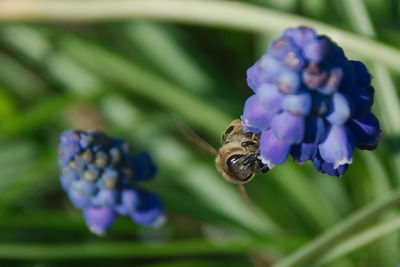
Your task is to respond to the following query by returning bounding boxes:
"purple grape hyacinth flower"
[242,26,381,176]
[58,130,165,235]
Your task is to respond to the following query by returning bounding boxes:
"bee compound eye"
[227,155,241,166]
[227,155,254,182]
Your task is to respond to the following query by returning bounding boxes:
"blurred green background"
[1,0,400,266]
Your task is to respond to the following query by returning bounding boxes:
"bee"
[175,115,269,184]
[215,119,269,184]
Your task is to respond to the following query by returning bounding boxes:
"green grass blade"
[1,1,400,73]
[0,238,286,260]
[360,151,392,197]
[0,23,51,62]
[316,215,400,265]
[0,153,57,212]
[0,51,47,98]
[123,22,216,95]
[272,187,400,266]
[271,165,341,230]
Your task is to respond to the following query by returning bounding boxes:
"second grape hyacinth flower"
[242,26,381,176]
[58,130,165,235]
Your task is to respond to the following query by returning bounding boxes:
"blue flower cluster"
[58,130,164,235]
[242,26,381,176]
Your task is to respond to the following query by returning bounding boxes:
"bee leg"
[260,164,269,173]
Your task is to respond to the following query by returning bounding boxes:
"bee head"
[216,151,265,184]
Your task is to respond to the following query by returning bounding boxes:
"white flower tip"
[259,155,275,169]
[333,157,353,169]
[152,215,167,229]
[88,224,106,236]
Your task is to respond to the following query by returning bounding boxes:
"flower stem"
[1,0,400,73]
[272,187,400,267]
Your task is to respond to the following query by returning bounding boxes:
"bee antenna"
[171,113,218,156]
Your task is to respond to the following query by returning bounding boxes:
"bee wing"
[172,114,218,156]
